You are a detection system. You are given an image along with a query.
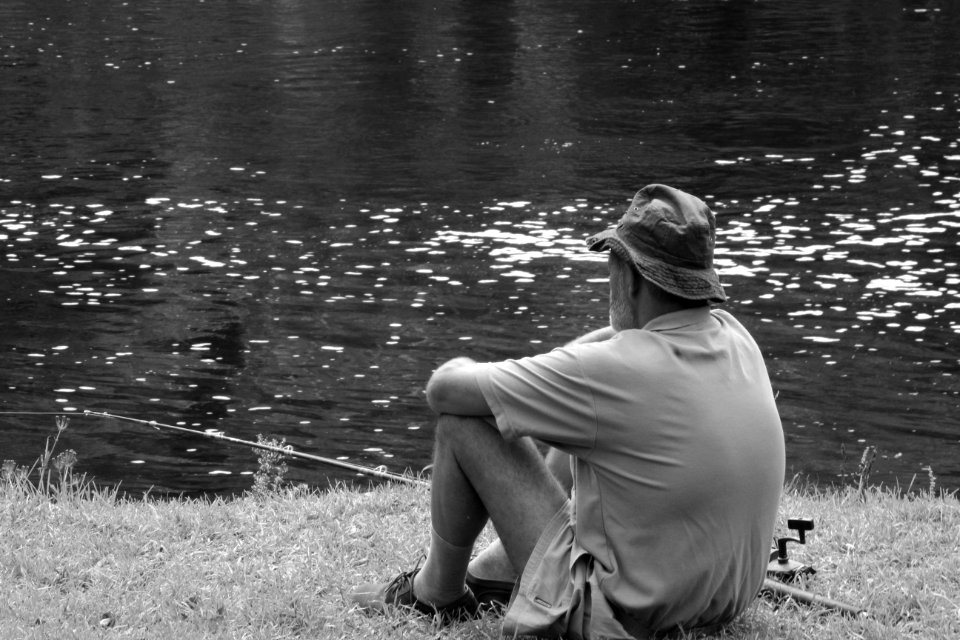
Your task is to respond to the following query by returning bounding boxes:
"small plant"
[856,445,876,501]
[1,415,92,498]
[923,465,937,496]
[1,458,28,488]
[250,435,290,498]
[53,448,79,488]
[838,441,848,484]
[36,416,70,489]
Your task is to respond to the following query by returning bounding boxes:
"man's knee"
[434,414,497,449]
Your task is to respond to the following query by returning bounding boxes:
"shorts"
[502,504,643,640]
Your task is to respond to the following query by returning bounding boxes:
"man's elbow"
[424,362,488,416]
[424,377,447,414]
[425,369,464,414]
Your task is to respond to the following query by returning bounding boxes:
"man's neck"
[634,289,708,329]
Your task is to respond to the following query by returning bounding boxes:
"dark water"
[1,0,958,496]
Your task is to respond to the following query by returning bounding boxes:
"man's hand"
[425,357,491,416]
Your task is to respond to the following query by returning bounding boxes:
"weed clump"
[248,435,291,499]
[1,415,93,499]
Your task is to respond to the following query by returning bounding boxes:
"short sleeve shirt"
[475,307,785,631]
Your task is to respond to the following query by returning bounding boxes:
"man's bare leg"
[467,446,572,583]
[412,414,567,606]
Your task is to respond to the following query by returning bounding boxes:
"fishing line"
[83,411,428,487]
[0,409,427,487]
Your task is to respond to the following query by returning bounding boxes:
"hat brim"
[587,229,727,303]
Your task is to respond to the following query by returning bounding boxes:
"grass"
[1,432,959,639]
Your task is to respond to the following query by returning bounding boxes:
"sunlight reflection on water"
[2,0,959,495]
[3,173,959,495]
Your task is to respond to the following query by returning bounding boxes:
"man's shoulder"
[709,308,762,347]
[709,307,741,326]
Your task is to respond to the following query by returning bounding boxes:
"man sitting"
[350,184,786,638]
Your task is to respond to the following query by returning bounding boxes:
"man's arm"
[425,327,615,416]
[425,356,491,416]
[426,356,577,488]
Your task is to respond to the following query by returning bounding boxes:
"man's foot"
[350,567,480,623]
[466,569,516,608]
[466,538,517,608]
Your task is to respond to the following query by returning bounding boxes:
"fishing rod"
[31,410,427,487]
[7,412,867,616]
[761,578,865,617]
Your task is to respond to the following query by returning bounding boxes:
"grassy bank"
[1,463,958,638]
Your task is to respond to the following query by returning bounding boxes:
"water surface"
[1,0,958,495]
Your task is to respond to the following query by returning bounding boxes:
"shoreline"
[1,476,957,639]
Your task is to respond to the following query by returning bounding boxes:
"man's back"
[478,306,785,632]
[350,184,780,640]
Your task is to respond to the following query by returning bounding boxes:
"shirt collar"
[641,306,714,333]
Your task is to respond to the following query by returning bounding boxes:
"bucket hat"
[586,184,726,303]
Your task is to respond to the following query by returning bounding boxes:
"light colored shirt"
[475,307,785,632]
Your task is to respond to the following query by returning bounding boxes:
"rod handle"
[761,578,866,618]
